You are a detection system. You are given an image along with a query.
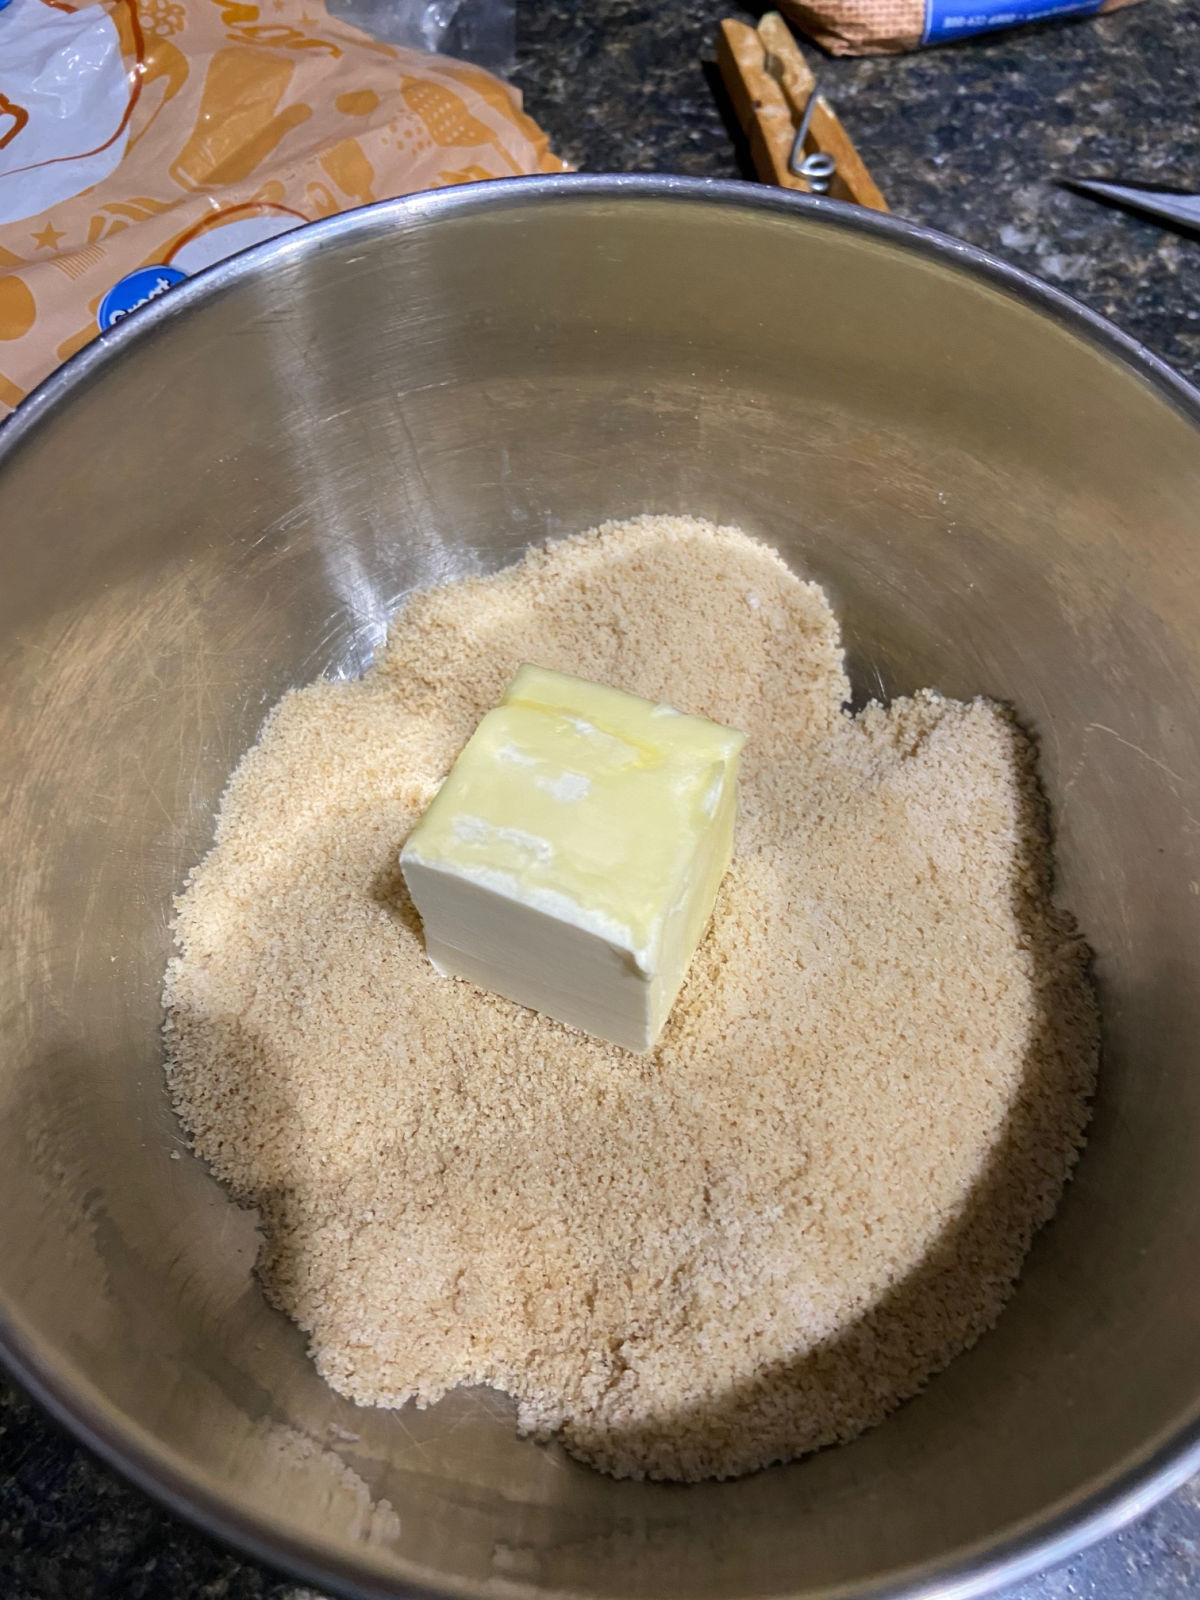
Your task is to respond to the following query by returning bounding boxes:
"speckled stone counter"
[517,0,1200,384]
[3,1,1199,1595]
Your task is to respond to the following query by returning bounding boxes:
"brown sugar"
[163,515,1098,1481]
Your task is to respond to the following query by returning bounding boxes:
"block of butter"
[400,664,746,1052]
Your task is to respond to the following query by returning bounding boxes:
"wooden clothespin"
[717,13,887,211]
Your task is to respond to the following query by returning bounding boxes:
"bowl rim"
[2,170,1199,1600]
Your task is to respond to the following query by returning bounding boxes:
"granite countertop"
[3,1,1199,1595]
[518,0,1200,385]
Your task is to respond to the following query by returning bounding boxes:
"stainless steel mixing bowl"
[2,175,1199,1600]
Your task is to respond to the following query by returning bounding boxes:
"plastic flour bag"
[0,0,560,417]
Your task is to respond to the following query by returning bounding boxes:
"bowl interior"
[2,180,1200,1600]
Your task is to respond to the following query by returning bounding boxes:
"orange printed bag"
[0,0,560,416]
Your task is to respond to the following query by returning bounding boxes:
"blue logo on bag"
[97,265,187,331]
[922,0,1102,41]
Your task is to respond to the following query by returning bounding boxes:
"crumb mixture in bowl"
[164,515,1098,1482]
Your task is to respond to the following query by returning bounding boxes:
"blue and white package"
[780,0,1138,55]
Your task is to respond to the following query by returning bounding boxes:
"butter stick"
[400,664,746,1051]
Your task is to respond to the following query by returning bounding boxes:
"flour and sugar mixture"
[164,515,1098,1481]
